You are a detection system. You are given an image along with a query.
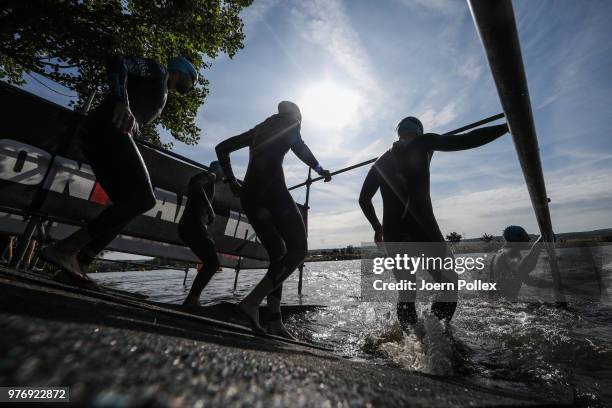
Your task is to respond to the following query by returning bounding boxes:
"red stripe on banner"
[89,182,111,205]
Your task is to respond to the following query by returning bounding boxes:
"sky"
[21,0,612,249]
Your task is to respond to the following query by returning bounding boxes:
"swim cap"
[396,116,423,137]
[503,225,529,242]
[278,101,302,121]
[167,57,198,83]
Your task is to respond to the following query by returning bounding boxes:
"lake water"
[93,246,612,406]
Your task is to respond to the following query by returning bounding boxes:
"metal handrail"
[468,0,565,304]
[288,112,504,191]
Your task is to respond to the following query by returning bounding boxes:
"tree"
[480,233,494,243]
[0,0,252,147]
[446,231,462,243]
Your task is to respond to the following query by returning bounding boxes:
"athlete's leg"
[267,193,308,284]
[262,193,307,339]
[237,193,285,333]
[179,223,220,307]
[428,241,458,321]
[41,116,155,279]
[384,225,418,329]
[75,122,156,270]
[419,227,457,321]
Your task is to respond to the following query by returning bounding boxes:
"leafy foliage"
[0,0,252,147]
[480,233,495,242]
[446,231,462,243]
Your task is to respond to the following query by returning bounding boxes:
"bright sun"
[297,82,361,131]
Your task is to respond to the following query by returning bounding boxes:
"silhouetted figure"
[40,55,198,286]
[179,162,223,307]
[216,101,331,338]
[359,116,508,329]
[489,226,543,300]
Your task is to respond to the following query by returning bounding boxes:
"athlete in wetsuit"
[489,226,543,300]
[40,55,198,285]
[180,162,223,307]
[359,116,509,328]
[215,101,332,338]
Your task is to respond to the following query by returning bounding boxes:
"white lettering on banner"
[223,210,258,242]
[224,210,240,237]
[43,156,96,200]
[0,139,261,242]
[144,187,180,222]
[234,214,258,242]
[0,139,51,185]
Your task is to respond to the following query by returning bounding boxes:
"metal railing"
[468,0,565,304]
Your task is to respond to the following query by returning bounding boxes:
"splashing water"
[94,248,612,406]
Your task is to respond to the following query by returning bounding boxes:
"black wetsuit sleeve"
[188,173,214,212]
[518,241,543,282]
[107,55,167,105]
[425,124,509,152]
[359,166,382,231]
[215,129,255,181]
[199,174,215,213]
[291,131,320,169]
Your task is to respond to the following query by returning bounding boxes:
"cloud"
[419,102,458,130]
[292,0,379,94]
[397,0,464,16]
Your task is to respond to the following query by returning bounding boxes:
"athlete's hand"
[320,169,332,182]
[374,227,383,243]
[228,178,242,197]
[112,102,136,135]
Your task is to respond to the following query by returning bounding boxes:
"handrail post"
[233,229,249,291]
[468,0,565,305]
[298,168,312,296]
[233,258,242,291]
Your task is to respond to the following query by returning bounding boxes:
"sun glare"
[297,82,361,131]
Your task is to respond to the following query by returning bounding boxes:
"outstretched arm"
[291,135,320,169]
[359,167,382,236]
[215,129,255,182]
[426,123,509,152]
[291,131,332,181]
[518,235,543,282]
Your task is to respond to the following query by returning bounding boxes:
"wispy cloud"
[21,1,612,249]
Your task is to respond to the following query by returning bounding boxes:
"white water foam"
[365,311,455,376]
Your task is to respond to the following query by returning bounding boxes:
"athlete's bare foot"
[40,245,87,282]
[267,319,296,340]
[236,302,266,335]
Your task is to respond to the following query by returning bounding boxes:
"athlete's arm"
[106,55,166,135]
[359,167,383,240]
[291,131,332,181]
[107,55,166,105]
[198,173,216,219]
[518,235,543,282]
[200,185,216,225]
[425,123,509,152]
[215,129,255,195]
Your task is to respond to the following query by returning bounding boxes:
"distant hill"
[462,228,612,243]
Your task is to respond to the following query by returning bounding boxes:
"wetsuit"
[178,171,220,295]
[77,55,167,265]
[359,124,508,321]
[215,113,320,304]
